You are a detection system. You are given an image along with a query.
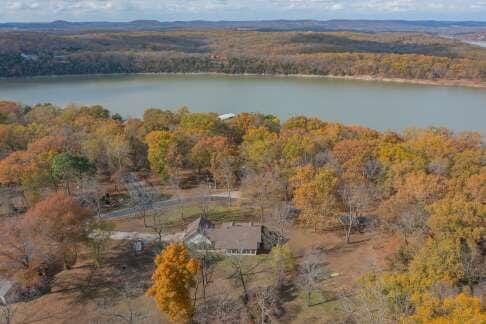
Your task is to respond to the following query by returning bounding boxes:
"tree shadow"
[278,282,299,303]
[54,241,155,305]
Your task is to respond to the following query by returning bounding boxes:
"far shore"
[2,72,486,89]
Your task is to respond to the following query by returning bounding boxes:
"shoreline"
[1,72,486,89]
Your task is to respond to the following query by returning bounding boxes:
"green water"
[0,74,485,131]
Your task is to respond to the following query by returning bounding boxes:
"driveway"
[109,231,184,243]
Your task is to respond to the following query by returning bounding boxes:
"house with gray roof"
[184,217,266,255]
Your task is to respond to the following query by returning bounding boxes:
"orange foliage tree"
[25,192,92,269]
[147,243,199,323]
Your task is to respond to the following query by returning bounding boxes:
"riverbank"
[2,72,486,89]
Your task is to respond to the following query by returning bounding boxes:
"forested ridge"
[1,29,485,82]
[0,99,484,322]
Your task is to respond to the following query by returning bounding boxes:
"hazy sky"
[1,0,486,22]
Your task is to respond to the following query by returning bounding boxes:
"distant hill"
[1,19,486,34]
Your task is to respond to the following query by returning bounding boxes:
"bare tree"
[272,202,294,245]
[143,209,168,251]
[362,158,382,181]
[227,253,259,304]
[168,174,185,222]
[339,274,400,323]
[196,183,212,218]
[254,286,277,324]
[299,248,329,307]
[241,169,283,224]
[216,156,239,207]
[80,177,105,218]
[86,219,114,268]
[191,246,220,312]
[393,205,428,247]
[215,296,243,323]
[124,173,154,219]
[0,218,51,296]
[198,291,243,324]
[339,182,375,244]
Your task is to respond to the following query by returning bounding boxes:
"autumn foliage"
[25,192,92,268]
[147,243,199,322]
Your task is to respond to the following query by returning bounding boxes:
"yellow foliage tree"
[145,130,174,179]
[147,243,199,323]
[406,293,486,324]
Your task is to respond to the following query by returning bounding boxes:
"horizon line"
[2,18,486,24]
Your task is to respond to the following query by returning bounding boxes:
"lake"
[0,74,485,132]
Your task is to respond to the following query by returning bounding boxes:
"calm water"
[0,74,485,132]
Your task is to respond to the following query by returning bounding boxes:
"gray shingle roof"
[207,222,262,250]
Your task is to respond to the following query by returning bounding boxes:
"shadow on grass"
[54,241,155,305]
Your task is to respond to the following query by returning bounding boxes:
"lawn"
[110,201,256,233]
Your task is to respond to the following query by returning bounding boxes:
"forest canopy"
[0,99,484,322]
[0,30,485,82]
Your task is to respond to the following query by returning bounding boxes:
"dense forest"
[0,100,484,322]
[1,29,485,82]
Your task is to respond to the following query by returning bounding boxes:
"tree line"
[1,30,485,82]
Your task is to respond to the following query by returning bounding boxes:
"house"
[184,217,266,255]
[183,216,214,247]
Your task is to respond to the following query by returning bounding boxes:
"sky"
[1,0,486,22]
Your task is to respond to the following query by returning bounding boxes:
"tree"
[25,192,93,269]
[143,108,178,133]
[228,253,258,304]
[143,209,168,251]
[51,152,94,194]
[407,293,486,324]
[191,136,223,173]
[339,181,375,243]
[179,112,223,135]
[241,127,279,169]
[146,243,199,323]
[291,165,340,232]
[272,201,294,245]
[86,219,114,268]
[0,217,49,293]
[427,194,484,243]
[105,134,130,173]
[214,155,239,207]
[0,136,66,195]
[378,172,446,245]
[299,248,328,307]
[0,101,24,124]
[241,169,283,224]
[270,244,296,288]
[168,174,186,221]
[145,130,173,180]
[254,286,278,324]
